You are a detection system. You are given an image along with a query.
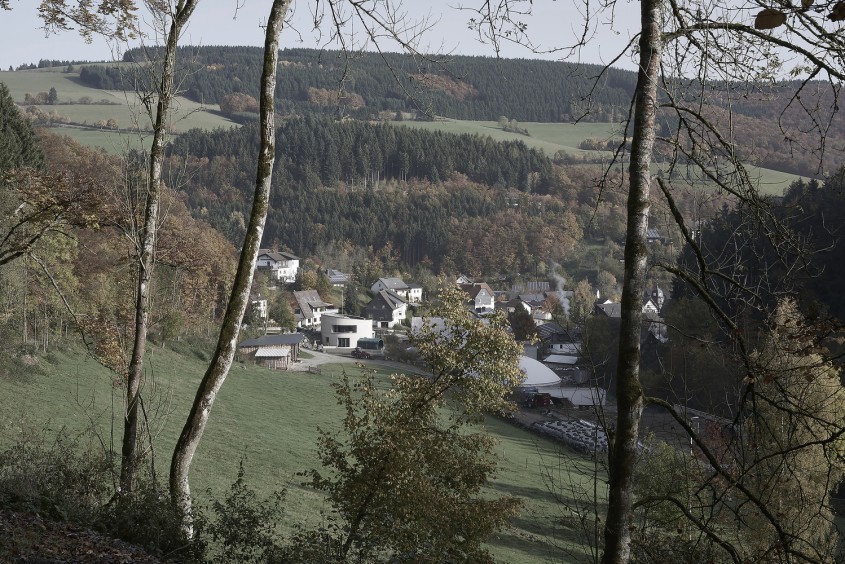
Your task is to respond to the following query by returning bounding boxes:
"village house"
[370,277,422,304]
[460,282,496,313]
[320,313,374,349]
[459,282,495,314]
[516,290,571,324]
[256,249,300,283]
[292,290,336,328]
[364,289,408,328]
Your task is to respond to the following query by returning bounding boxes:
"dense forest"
[167,116,589,276]
[78,46,636,122]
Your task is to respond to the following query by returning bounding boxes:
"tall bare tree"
[169,0,292,532]
[121,0,199,494]
[601,3,662,561]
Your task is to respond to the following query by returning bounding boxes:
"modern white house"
[256,249,300,283]
[321,313,374,349]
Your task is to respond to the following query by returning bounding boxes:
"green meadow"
[0,66,236,153]
[0,346,603,562]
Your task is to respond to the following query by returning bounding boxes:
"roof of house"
[519,356,561,387]
[239,333,305,348]
[537,322,567,340]
[379,289,406,308]
[258,249,299,261]
[543,354,579,365]
[255,346,291,358]
[594,302,622,318]
[460,282,494,301]
[512,281,551,293]
[293,290,334,320]
[374,277,409,291]
[646,228,663,240]
[325,269,350,284]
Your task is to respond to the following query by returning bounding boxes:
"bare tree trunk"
[169,0,291,534]
[121,0,199,494]
[600,1,662,562]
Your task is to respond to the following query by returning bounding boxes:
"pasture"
[1,66,236,153]
[0,346,602,562]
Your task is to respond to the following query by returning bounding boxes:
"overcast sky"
[0,1,641,71]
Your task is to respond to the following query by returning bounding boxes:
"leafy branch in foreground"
[308,287,524,562]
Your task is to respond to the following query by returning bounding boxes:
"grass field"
[1,66,237,153]
[397,119,616,158]
[0,346,602,562]
[397,119,804,196]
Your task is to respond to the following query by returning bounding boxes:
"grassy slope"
[398,119,804,196]
[0,66,236,153]
[0,347,600,562]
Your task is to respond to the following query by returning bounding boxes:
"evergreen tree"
[0,82,44,172]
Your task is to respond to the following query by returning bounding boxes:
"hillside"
[69,46,844,177]
[6,46,837,179]
[0,345,593,562]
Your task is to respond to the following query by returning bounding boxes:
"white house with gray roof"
[292,290,336,328]
[256,249,299,283]
[370,277,421,303]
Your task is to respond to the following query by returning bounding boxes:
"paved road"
[292,349,430,376]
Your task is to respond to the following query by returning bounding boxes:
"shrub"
[201,460,286,563]
[0,430,201,560]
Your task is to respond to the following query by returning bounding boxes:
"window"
[338,338,350,348]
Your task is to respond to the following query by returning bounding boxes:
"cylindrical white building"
[320,314,374,349]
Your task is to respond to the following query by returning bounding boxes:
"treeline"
[672,172,845,322]
[172,115,552,190]
[93,46,637,122]
[14,59,89,70]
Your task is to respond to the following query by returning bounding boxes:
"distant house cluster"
[241,251,670,382]
[593,285,667,343]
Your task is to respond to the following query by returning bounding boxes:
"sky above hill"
[1,1,641,70]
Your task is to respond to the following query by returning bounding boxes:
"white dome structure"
[519,356,561,388]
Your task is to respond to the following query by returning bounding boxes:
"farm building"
[238,333,306,369]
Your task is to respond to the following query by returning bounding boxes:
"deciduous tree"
[308,286,524,561]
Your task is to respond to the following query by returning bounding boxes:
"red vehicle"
[351,347,372,360]
[523,392,553,408]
